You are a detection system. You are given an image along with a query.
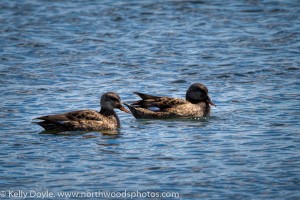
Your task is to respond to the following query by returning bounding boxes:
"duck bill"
[119,106,131,113]
[207,97,216,107]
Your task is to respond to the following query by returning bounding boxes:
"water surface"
[0,0,300,199]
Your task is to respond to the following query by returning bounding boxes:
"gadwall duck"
[125,83,215,119]
[34,92,130,131]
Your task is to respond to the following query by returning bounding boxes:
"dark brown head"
[186,83,216,106]
[100,92,130,113]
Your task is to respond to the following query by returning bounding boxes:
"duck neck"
[100,108,115,115]
[100,108,120,128]
[187,98,211,117]
[186,96,205,104]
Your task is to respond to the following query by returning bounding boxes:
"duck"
[34,92,130,131]
[125,83,215,119]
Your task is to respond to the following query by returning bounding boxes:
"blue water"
[1,0,300,199]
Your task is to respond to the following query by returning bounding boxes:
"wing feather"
[132,92,187,110]
[35,110,104,122]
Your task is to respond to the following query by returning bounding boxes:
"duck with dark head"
[125,83,215,119]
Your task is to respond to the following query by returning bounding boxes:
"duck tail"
[124,103,135,111]
[124,103,154,119]
[33,120,65,131]
[133,92,160,100]
[124,103,142,118]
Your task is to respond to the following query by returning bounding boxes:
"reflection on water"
[0,0,300,199]
[38,129,120,136]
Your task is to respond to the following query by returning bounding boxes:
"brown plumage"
[125,83,215,119]
[34,92,130,131]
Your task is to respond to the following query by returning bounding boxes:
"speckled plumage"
[125,83,215,119]
[34,92,130,131]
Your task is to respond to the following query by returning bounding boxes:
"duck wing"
[34,110,118,131]
[35,110,104,122]
[132,92,187,110]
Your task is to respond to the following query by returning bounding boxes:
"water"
[0,0,300,199]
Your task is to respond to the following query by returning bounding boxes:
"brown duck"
[125,83,215,119]
[34,92,130,131]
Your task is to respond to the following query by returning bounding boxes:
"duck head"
[186,83,216,106]
[101,92,131,113]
